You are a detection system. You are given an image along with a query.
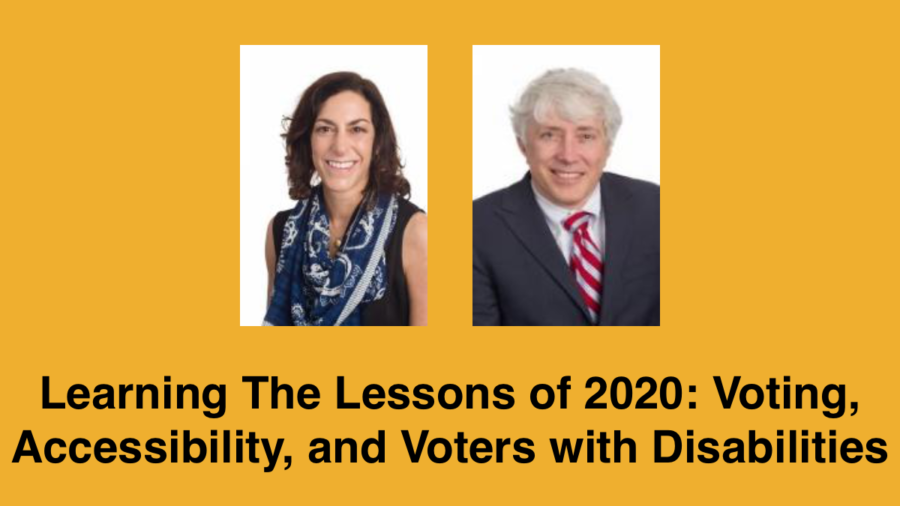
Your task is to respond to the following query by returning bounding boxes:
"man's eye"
[581,133,596,141]
[540,132,555,139]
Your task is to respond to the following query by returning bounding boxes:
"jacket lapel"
[498,175,590,319]
[599,174,635,326]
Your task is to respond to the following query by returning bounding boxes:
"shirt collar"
[531,179,602,228]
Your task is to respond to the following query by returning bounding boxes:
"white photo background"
[473,45,659,199]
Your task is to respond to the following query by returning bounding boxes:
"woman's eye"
[315,125,332,134]
[352,126,368,134]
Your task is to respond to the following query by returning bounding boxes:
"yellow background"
[2,0,899,504]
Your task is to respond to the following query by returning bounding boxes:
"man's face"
[520,110,609,209]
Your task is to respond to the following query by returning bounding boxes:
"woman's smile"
[325,159,360,170]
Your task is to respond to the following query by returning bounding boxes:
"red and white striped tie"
[563,211,602,323]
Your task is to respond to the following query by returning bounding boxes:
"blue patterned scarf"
[264,187,398,326]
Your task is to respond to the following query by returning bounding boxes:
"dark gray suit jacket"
[473,173,659,326]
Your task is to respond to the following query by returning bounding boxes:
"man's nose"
[556,134,578,164]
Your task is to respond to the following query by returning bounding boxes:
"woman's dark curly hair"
[282,72,410,201]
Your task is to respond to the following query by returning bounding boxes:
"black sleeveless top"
[273,199,422,326]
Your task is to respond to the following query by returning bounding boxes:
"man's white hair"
[510,68,622,148]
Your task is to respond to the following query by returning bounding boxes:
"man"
[473,69,659,326]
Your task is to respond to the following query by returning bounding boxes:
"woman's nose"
[330,130,349,154]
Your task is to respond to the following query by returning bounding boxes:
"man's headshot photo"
[472,46,660,326]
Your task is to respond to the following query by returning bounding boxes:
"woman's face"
[311,91,375,197]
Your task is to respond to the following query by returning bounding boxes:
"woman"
[264,72,427,326]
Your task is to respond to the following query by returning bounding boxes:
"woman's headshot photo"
[240,46,428,326]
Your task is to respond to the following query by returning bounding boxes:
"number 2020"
[585,377,682,409]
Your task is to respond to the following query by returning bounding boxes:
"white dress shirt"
[532,180,605,265]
